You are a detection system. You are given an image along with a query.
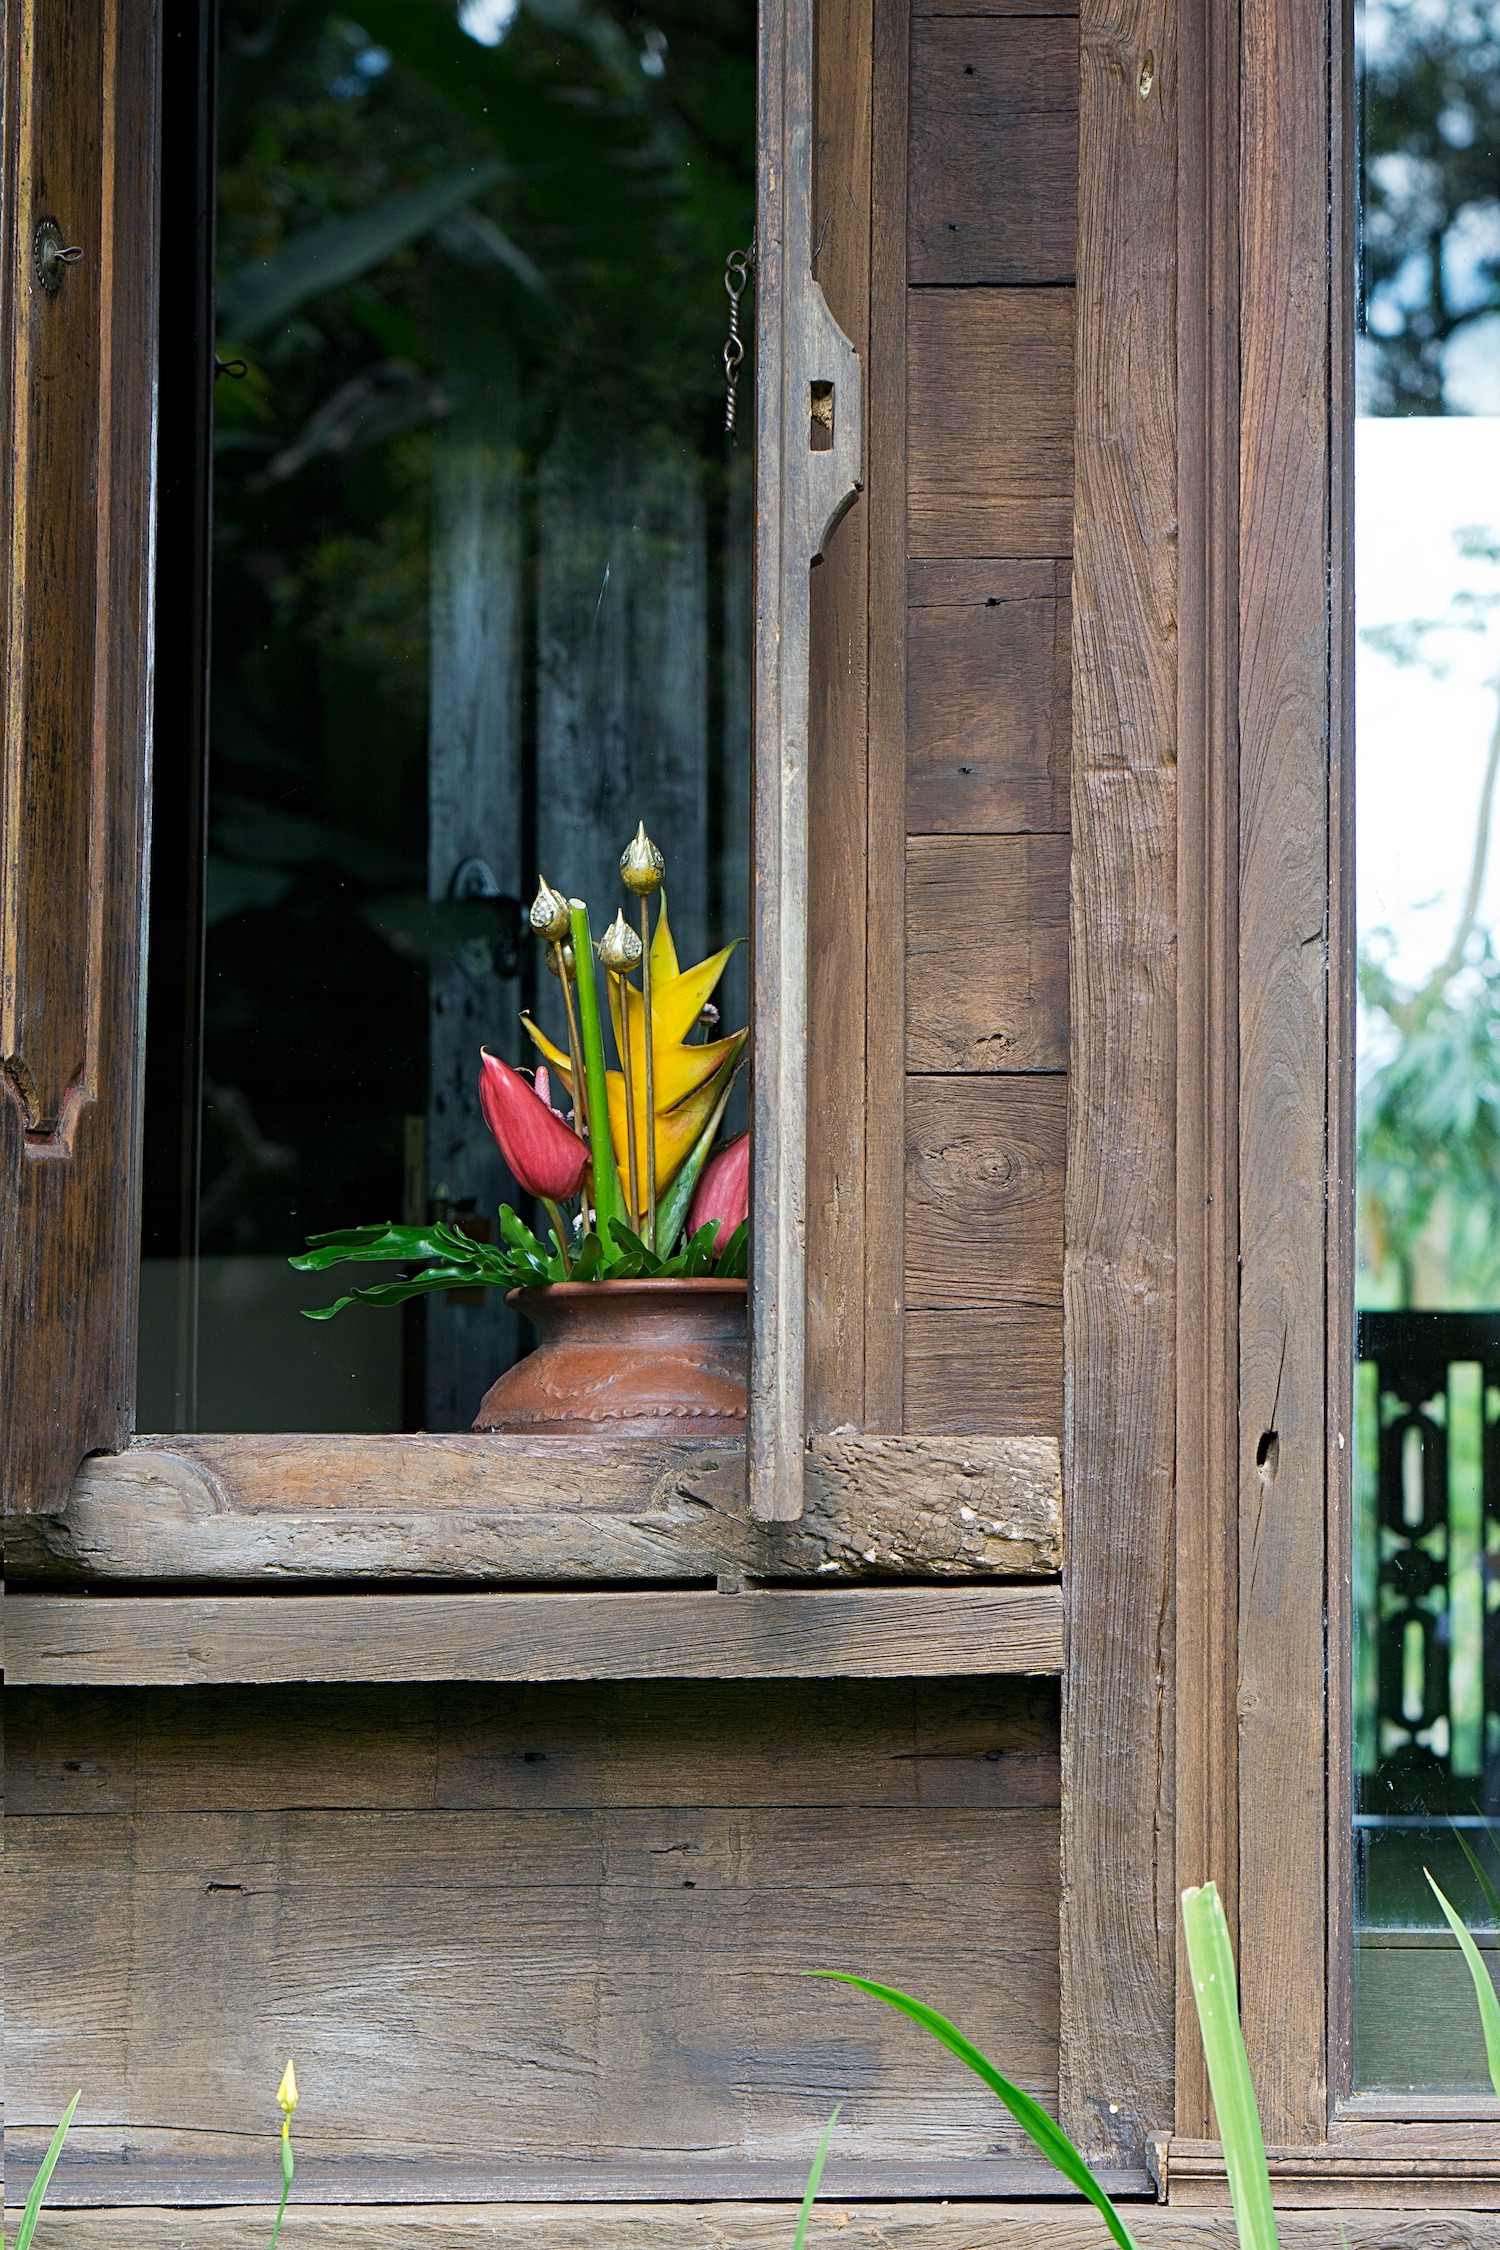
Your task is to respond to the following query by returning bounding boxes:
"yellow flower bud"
[598,910,643,974]
[277,2059,298,2116]
[620,822,664,896]
[529,879,571,942]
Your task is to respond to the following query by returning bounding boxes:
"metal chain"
[722,241,755,442]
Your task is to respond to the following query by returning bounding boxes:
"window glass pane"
[136,0,754,1434]
[1353,0,1500,2093]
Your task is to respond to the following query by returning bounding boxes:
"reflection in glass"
[1353,0,1500,2091]
[136,0,754,1433]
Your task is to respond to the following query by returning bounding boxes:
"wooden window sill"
[3,1432,1062,1584]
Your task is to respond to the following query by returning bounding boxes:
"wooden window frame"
[1070,0,1500,2202]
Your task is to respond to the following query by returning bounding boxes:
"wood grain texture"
[8,1680,1061,2185]
[14,2213,1500,2250]
[1172,0,1242,2140]
[805,0,874,1433]
[905,1078,1064,1309]
[1061,0,1178,2169]
[1,0,159,1511]
[904,1309,1062,1436]
[908,18,1078,285]
[1235,0,1333,2147]
[5,1432,1063,1580]
[6,1586,1067,1686]
[907,835,1068,1073]
[907,291,1074,558]
[861,0,910,1428]
[907,561,1071,835]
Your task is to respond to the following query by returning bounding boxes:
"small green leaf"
[1180,1884,1278,2250]
[714,1219,749,1278]
[811,1975,1140,2250]
[1451,1819,1500,1929]
[792,2108,841,2250]
[13,2090,80,2250]
[1427,1869,1500,2101]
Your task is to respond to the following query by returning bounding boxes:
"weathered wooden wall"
[8,1680,1065,2199]
[899,0,1076,1439]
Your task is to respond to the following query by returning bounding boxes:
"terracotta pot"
[472,1277,748,1438]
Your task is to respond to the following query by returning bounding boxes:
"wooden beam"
[15,2207,1500,2249]
[4,1433,1062,1581]
[1155,2134,1500,2209]
[2,2162,1149,2211]
[1062,0,1179,2170]
[5,1585,1065,1686]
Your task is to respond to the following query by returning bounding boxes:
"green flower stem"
[267,2121,294,2250]
[541,1196,573,1278]
[568,902,626,1238]
[640,899,657,1250]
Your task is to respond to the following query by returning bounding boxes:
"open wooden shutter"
[1,0,160,1513]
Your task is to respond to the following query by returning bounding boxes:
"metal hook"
[723,239,756,443]
[34,218,83,296]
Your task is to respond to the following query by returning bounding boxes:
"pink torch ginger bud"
[686,1130,749,1252]
[479,1049,589,1202]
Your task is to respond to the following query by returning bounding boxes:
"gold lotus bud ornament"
[529,878,571,942]
[544,941,576,979]
[620,822,664,897]
[598,910,643,974]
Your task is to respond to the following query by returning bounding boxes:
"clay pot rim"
[504,1276,748,1307]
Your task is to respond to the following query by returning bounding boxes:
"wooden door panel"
[1,0,158,1511]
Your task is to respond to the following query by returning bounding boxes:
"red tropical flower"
[686,1130,749,1251]
[478,1050,589,1202]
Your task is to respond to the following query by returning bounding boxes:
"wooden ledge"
[1152,2130,1500,2208]
[5,1432,1062,1583]
[4,1583,1065,1686]
[11,2207,1500,2250]
[1,2157,1149,2210]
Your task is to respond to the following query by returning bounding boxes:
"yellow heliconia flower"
[277,2059,299,2117]
[523,896,744,1229]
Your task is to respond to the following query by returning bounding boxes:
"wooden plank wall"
[8,1680,1063,2194]
[901,0,1076,1439]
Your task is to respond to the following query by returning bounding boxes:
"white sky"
[1356,415,1500,990]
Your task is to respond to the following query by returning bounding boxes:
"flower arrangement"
[293,824,750,1318]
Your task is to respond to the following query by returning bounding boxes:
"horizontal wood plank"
[908,290,1074,558]
[1157,2134,1500,2208]
[16,2210,1494,2246]
[5,1586,1066,1686]
[907,835,1068,1072]
[908,18,1077,285]
[8,1678,1063,1815]
[5,1433,1062,1581]
[907,560,1070,834]
[905,1310,1063,1436]
[905,1078,1064,1309]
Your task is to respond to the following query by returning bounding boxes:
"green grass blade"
[1450,1821,1500,1929]
[1426,1869,1500,2100]
[12,2091,81,2250]
[1180,1884,1278,2250]
[812,1975,1140,2250]
[790,2106,841,2250]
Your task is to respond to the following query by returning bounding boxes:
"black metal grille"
[1357,1311,1500,1817]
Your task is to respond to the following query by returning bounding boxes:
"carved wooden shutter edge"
[1,0,160,1515]
[749,0,863,1523]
